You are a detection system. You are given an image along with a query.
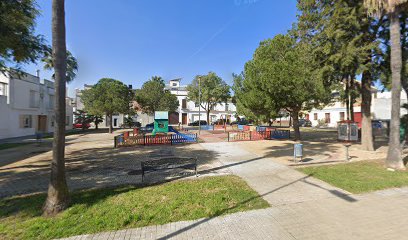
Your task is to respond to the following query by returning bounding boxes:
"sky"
[25,0,298,97]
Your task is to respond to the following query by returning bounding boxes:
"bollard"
[294,143,303,163]
[344,144,351,161]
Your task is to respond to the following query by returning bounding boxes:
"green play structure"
[152,111,169,135]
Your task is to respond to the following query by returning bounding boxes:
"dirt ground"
[0,130,229,199]
[0,128,399,199]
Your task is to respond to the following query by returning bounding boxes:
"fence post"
[143,134,146,146]
[249,131,252,141]
[114,136,117,148]
[171,134,173,145]
[228,132,230,142]
[196,133,198,143]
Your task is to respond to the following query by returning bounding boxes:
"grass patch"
[0,175,268,240]
[298,160,408,194]
[0,143,32,151]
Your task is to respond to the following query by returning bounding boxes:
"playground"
[115,111,293,147]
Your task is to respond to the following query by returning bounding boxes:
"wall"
[0,72,73,139]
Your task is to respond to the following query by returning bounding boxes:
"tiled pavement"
[61,142,408,240]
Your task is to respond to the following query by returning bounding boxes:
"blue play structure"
[168,126,196,142]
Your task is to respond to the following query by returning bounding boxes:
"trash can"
[294,143,303,163]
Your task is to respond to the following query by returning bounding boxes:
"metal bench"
[141,157,198,182]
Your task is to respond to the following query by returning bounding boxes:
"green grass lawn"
[298,160,408,194]
[0,143,32,151]
[0,176,269,240]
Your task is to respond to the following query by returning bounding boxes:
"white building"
[165,79,237,125]
[0,71,74,139]
[307,90,406,128]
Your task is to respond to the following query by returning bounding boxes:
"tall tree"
[43,0,70,216]
[187,72,231,124]
[232,72,278,124]
[42,48,78,83]
[296,0,383,151]
[237,34,330,140]
[365,0,408,169]
[81,78,134,133]
[0,0,47,72]
[135,76,179,115]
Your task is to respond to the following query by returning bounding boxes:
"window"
[51,115,55,127]
[325,113,331,123]
[182,99,187,109]
[172,83,177,87]
[195,102,199,108]
[0,82,7,96]
[29,90,38,108]
[314,113,318,120]
[20,115,32,128]
[66,116,70,126]
[225,103,229,111]
[49,95,55,109]
[340,112,345,121]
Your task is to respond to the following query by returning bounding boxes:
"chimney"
[36,69,40,78]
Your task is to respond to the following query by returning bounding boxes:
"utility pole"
[198,76,201,135]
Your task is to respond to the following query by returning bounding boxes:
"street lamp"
[198,76,201,135]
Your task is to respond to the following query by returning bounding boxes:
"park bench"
[141,157,198,182]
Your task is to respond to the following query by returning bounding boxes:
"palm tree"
[43,0,70,216]
[42,48,78,83]
[364,0,408,169]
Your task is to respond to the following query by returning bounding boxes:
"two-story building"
[307,89,407,128]
[165,79,238,125]
[0,71,73,139]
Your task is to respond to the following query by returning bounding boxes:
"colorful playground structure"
[114,111,291,147]
[114,111,198,147]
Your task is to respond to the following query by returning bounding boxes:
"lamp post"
[198,76,201,135]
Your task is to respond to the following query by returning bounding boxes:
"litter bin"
[294,143,303,163]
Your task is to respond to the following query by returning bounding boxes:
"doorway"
[37,115,47,132]
[182,113,187,125]
[113,117,119,128]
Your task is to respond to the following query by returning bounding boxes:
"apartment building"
[0,71,73,139]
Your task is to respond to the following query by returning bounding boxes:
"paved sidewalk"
[62,142,408,240]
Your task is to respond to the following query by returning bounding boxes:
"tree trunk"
[109,114,113,133]
[386,10,405,170]
[43,0,70,216]
[361,71,374,151]
[206,109,210,125]
[95,122,99,130]
[350,76,355,122]
[345,77,350,120]
[292,110,301,141]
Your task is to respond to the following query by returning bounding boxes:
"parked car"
[298,119,312,127]
[145,122,154,128]
[188,120,207,126]
[73,123,91,129]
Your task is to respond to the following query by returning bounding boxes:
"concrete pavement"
[61,142,408,240]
